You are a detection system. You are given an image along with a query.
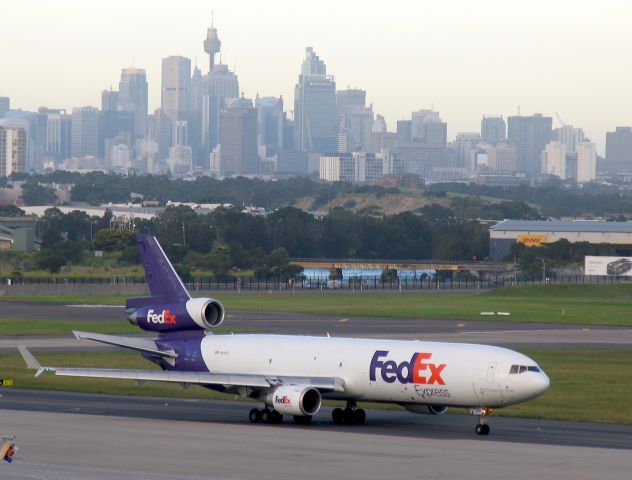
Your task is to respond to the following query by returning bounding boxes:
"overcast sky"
[2,0,631,153]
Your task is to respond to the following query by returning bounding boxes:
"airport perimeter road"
[0,391,631,480]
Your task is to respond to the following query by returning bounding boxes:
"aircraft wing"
[72,331,177,360]
[17,346,345,392]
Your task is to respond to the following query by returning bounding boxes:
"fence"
[3,273,630,292]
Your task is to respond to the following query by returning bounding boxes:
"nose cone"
[534,371,550,397]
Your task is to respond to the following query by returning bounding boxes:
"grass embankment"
[1,348,630,424]
[4,283,632,326]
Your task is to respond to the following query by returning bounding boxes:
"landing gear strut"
[249,407,283,424]
[471,407,493,436]
[332,401,366,425]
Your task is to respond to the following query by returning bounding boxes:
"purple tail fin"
[126,235,190,309]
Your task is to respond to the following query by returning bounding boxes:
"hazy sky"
[2,0,631,153]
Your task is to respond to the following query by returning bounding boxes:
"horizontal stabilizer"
[72,331,177,359]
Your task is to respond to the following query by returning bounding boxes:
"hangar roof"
[490,220,632,233]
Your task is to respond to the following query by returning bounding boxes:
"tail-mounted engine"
[127,297,225,332]
[265,385,322,417]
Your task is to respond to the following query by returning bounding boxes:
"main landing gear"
[332,401,366,425]
[249,407,283,424]
[471,407,493,436]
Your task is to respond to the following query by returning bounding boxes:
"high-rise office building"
[411,110,447,147]
[161,56,191,120]
[454,133,482,171]
[219,98,258,175]
[39,108,71,161]
[0,126,26,176]
[336,88,373,152]
[481,115,506,144]
[118,68,148,139]
[101,90,119,112]
[71,106,99,158]
[482,143,518,174]
[542,141,566,179]
[256,96,284,153]
[294,47,337,153]
[0,97,10,119]
[507,113,553,176]
[605,127,632,173]
[555,125,584,156]
[576,141,597,182]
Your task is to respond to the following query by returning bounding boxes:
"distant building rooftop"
[491,220,632,233]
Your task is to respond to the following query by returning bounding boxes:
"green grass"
[215,284,632,326]
[0,317,138,336]
[1,294,126,305]
[1,348,630,424]
[499,348,632,424]
[3,283,632,326]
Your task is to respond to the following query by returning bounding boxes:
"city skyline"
[2,1,631,154]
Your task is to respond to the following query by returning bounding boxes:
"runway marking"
[459,329,591,335]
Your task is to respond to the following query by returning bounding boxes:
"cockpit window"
[510,365,541,374]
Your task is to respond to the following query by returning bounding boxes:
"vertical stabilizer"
[128,235,190,308]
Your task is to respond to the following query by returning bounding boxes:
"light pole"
[536,256,546,283]
[209,225,220,249]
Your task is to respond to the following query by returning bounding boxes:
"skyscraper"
[0,97,9,119]
[0,126,26,176]
[507,113,553,176]
[161,56,191,121]
[256,96,284,153]
[481,116,506,144]
[294,47,337,153]
[71,106,99,158]
[336,88,374,152]
[118,68,148,139]
[101,90,119,112]
[411,110,447,147]
[555,125,584,156]
[605,127,632,173]
[576,141,597,182]
[219,98,258,175]
[542,141,566,179]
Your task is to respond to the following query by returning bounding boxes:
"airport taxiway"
[0,389,631,480]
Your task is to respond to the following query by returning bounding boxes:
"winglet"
[17,346,54,377]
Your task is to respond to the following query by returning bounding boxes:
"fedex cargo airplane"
[19,235,549,435]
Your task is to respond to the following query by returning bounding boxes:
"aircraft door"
[486,361,497,384]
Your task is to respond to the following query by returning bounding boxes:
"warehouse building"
[489,220,632,260]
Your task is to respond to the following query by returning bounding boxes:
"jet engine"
[127,297,225,333]
[402,404,449,415]
[266,385,322,416]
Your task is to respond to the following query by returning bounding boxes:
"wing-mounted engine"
[127,297,225,333]
[265,385,322,416]
[402,404,449,415]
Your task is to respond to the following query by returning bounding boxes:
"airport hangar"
[489,219,632,260]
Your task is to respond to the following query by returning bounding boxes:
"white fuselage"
[200,334,549,408]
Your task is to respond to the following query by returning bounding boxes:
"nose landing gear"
[471,407,493,435]
[332,401,366,425]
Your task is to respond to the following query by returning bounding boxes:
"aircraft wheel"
[249,408,261,423]
[293,415,313,425]
[343,407,356,425]
[475,424,490,436]
[354,408,366,425]
[332,407,344,425]
[261,408,272,423]
[271,411,284,424]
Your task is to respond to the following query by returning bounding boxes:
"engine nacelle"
[402,404,448,415]
[127,298,225,333]
[266,385,322,417]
